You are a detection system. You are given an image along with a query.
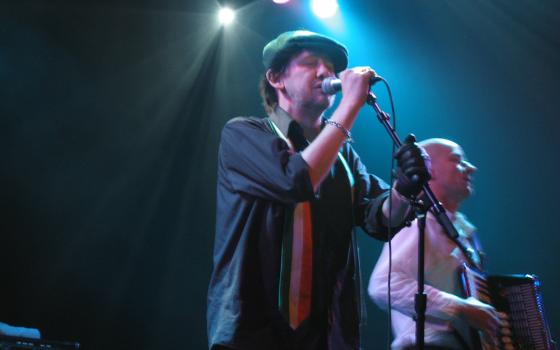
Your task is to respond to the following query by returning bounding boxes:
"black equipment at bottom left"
[0,336,80,350]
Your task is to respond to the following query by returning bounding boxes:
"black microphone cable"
[325,75,398,349]
[377,77,397,350]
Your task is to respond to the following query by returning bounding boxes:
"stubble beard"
[285,84,332,119]
[301,90,333,116]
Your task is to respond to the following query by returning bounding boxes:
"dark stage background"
[2,0,559,349]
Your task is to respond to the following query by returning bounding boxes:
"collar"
[269,106,326,140]
[269,106,295,138]
[454,212,476,237]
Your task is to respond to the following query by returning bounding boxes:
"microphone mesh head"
[321,77,340,95]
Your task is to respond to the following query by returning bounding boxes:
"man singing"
[208,30,431,350]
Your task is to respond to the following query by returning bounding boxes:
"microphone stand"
[366,92,460,350]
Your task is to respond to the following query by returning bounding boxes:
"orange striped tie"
[289,201,313,329]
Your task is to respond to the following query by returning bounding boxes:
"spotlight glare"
[273,0,290,3]
[311,0,338,18]
[218,7,235,25]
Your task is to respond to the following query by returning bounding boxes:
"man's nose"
[317,59,334,79]
[464,161,477,173]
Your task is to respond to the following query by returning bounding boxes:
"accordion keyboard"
[460,264,555,350]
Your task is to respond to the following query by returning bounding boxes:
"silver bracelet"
[324,119,353,143]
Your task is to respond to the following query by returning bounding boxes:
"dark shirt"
[208,107,402,350]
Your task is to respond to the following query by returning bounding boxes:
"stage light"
[311,0,338,18]
[273,0,290,4]
[218,7,235,25]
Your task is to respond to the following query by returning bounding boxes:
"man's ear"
[266,69,284,90]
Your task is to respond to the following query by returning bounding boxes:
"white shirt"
[368,212,480,349]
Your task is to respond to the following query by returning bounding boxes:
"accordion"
[460,263,555,350]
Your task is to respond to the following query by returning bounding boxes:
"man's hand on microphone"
[337,67,377,108]
[394,134,431,199]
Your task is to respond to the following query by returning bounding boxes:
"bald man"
[368,139,501,350]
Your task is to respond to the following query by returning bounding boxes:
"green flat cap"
[262,30,348,73]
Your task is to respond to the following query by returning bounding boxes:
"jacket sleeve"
[218,117,315,204]
[347,144,407,241]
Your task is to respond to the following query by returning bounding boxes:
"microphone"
[321,75,383,95]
